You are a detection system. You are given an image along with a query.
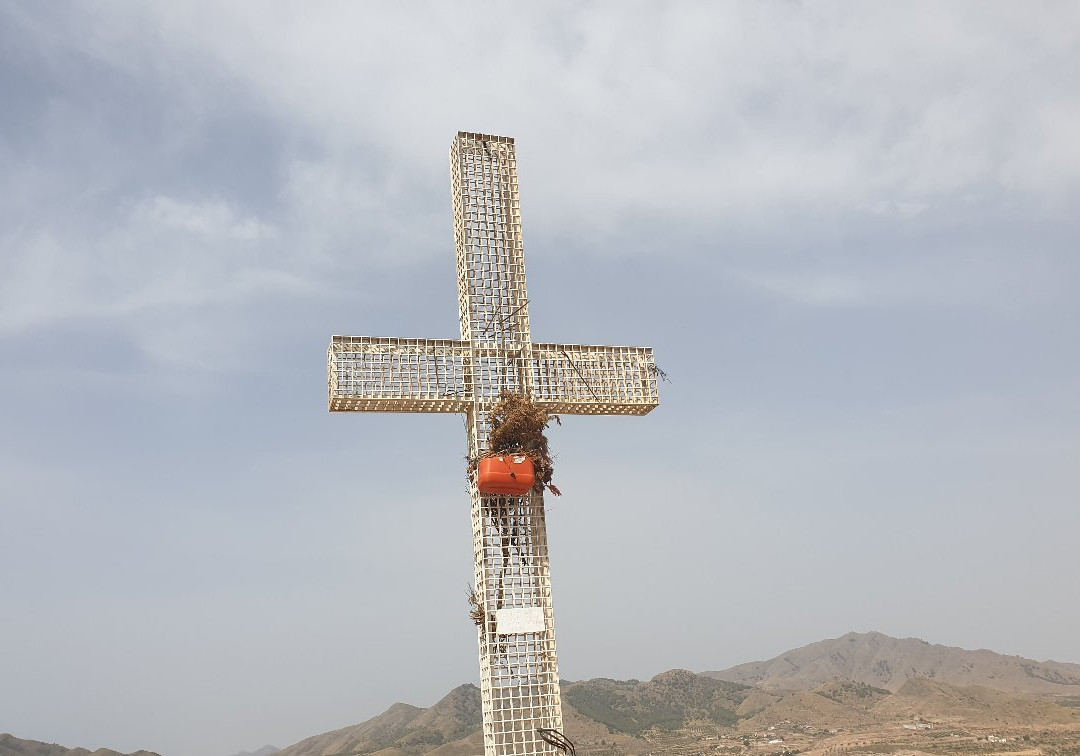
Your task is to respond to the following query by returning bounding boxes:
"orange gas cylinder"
[477,455,535,496]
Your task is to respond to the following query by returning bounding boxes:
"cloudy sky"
[2,2,1079,755]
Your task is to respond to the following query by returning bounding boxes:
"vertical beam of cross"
[451,133,560,754]
[328,131,660,755]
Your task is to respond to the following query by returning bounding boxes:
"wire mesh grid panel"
[453,132,564,754]
[471,487,562,755]
[473,355,532,401]
[531,343,660,415]
[327,336,471,412]
[451,132,532,349]
[329,130,661,756]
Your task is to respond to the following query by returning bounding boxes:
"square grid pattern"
[472,491,561,755]
[452,132,531,350]
[531,344,658,415]
[328,336,470,412]
[329,338,659,415]
[328,132,660,755]
[453,132,562,755]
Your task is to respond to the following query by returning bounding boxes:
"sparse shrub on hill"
[564,673,749,736]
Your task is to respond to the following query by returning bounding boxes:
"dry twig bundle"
[466,586,485,626]
[477,391,561,496]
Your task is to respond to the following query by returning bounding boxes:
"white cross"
[327,131,660,755]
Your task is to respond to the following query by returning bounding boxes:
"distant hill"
[270,632,1080,754]
[563,669,750,735]
[0,734,159,756]
[874,677,1078,725]
[702,630,1080,698]
[275,684,482,756]
[273,670,1080,754]
[14,631,1079,756]
[226,747,279,756]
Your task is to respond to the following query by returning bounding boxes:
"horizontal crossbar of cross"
[328,335,660,416]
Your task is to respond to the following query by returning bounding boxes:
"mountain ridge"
[701,630,1080,697]
[226,746,280,756]
[271,631,1080,755]
[8,632,1080,756]
[0,734,160,756]
[274,685,482,756]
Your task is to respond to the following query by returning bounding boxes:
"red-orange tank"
[477,455,535,496]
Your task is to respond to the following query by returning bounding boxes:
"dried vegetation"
[466,586,485,627]
[475,391,561,496]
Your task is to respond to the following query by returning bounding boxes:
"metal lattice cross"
[327,131,660,755]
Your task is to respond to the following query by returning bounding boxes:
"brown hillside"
[421,730,485,756]
[274,685,483,756]
[736,688,782,718]
[385,685,481,752]
[813,678,891,710]
[0,734,159,756]
[270,634,1080,755]
[738,689,879,732]
[872,677,1080,726]
[274,701,425,756]
[562,669,751,736]
[558,696,652,755]
[703,630,1080,698]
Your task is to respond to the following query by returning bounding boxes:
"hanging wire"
[537,728,576,755]
[559,348,601,403]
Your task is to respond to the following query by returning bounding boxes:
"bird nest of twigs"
[471,391,561,496]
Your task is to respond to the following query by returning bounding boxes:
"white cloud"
[0,192,324,373]
[19,2,1077,231]
[0,196,282,330]
[130,196,276,242]
[3,1,1076,365]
